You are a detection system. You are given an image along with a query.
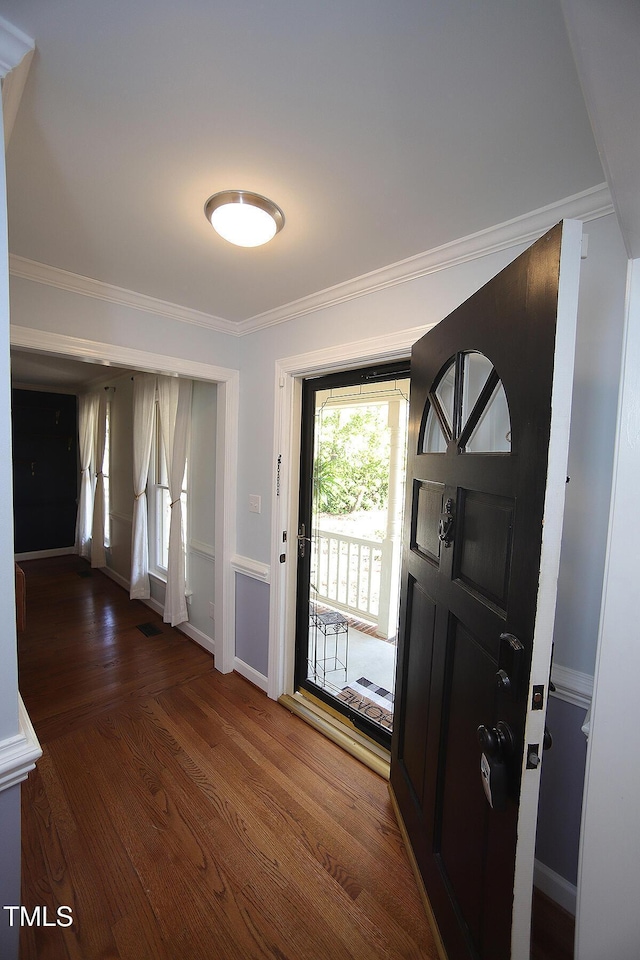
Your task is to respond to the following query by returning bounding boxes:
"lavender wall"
[235,573,269,679]
[535,696,588,887]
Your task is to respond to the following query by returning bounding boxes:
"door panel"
[391,222,582,960]
[412,480,444,562]
[398,577,436,795]
[456,489,515,610]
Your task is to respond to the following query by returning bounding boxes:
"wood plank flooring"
[18,557,438,960]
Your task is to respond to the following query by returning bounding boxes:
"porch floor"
[308,620,397,699]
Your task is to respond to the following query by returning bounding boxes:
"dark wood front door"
[390,222,582,960]
[12,389,78,553]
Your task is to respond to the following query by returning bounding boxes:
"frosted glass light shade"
[204,191,284,247]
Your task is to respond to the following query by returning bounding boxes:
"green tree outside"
[314,405,390,516]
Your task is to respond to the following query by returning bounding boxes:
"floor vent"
[137,622,162,637]
[77,569,92,578]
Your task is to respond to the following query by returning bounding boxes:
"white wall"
[0,144,20,960]
[0,48,30,957]
[553,215,629,676]
[186,380,217,641]
[576,257,640,959]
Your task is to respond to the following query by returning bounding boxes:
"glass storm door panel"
[294,363,410,748]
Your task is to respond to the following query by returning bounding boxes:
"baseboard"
[95,565,217,659]
[14,546,77,561]
[101,565,130,591]
[387,783,448,960]
[234,657,268,692]
[178,621,215,657]
[0,696,42,793]
[534,859,577,916]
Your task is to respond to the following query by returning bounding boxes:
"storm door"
[294,362,410,747]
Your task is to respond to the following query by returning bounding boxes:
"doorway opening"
[294,361,410,747]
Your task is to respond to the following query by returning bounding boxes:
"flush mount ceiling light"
[204,190,285,247]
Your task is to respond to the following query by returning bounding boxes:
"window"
[149,405,188,576]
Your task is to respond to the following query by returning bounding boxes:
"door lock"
[477,720,515,812]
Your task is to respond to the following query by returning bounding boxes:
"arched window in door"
[419,351,511,454]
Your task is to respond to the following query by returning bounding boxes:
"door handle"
[297,523,311,558]
[438,498,455,547]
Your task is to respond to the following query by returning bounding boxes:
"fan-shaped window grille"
[420,352,511,454]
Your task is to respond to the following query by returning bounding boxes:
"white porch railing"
[312,528,382,625]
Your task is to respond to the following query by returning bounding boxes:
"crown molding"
[238,182,613,335]
[9,255,238,336]
[9,183,612,338]
[0,16,34,78]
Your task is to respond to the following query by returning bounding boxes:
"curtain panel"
[76,393,99,560]
[90,392,108,568]
[130,373,157,599]
[157,376,192,626]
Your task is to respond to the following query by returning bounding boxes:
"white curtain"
[130,374,157,599]
[76,393,99,560]
[91,392,108,568]
[157,376,192,626]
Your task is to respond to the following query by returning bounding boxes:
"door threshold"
[279,691,390,780]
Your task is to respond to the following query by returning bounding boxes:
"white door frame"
[267,324,433,702]
[10,325,239,674]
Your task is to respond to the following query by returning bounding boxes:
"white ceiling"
[10,350,128,391]
[0,0,605,328]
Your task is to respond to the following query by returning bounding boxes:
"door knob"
[478,721,515,812]
[477,720,514,760]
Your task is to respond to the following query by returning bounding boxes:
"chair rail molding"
[550,664,594,710]
[0,695,41,792]
[231,554,270,583]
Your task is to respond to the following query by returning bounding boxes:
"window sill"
[148,570,192,600]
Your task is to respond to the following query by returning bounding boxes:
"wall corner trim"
[0,695,42,792]
[231,554,271,583]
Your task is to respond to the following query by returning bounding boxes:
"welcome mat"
[336,677,394,732]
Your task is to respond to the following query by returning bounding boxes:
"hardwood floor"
[531,889,575,960]
[18,557,437,960]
